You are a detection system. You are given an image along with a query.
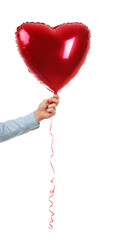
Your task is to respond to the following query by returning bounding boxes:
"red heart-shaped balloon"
[15,22,91,94]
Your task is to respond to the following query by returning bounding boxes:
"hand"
[34,94,60,123]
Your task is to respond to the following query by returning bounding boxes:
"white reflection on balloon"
[63,37,75,59]
[19,30,30,46]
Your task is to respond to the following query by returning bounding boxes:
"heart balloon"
[15,22,91,94]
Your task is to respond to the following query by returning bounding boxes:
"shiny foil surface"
[15,22,91,93]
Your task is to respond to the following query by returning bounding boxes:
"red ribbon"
[48,99,55,230]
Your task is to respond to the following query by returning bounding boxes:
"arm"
[0,112,40,143]
[0,93,60,143]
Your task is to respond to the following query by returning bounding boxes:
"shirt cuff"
[24,112,40,131]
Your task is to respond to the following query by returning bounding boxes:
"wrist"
[34,110,41,123]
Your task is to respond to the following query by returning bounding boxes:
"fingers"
[45,94,60,118]
[48,95,60,105]
[48,103,56,110]
[53,94,60,99]
[47,107,56,116]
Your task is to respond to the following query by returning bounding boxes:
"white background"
[0,0,113,239]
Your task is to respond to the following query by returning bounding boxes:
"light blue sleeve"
[0,112,40,143]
